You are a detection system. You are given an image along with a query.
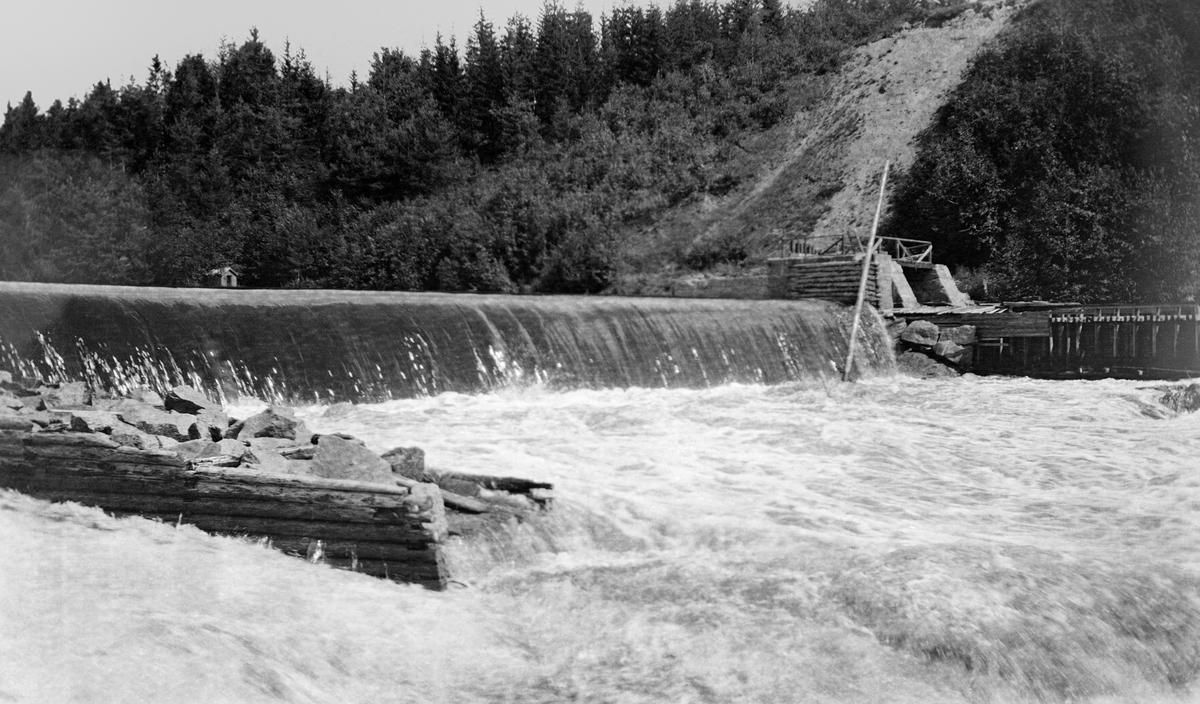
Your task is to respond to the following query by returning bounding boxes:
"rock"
[938,325,977,346]
[0,413,34,431]
[19,395,46,412]
[39,381,91,410]
[314,432,365,446]
[1160,383,1200,413]
[127,388,165,408]
[896,350,959,379]
[323,402,355,418]
[110,423,163,450]
[885,319,908,344]
[899,320,940,347]
[382,447,426,480]
[156,436,180,450]
[932,340,966,365]
[226,407,312,443]
[0,371,11,385]
[246,437,302,452]
[164,386,215,415]
[196,408,230,442]
[1,393,24,411]
[174,438,248,462]
[117,404,200,442]
[242,448,293,474]
[278,445,316,460]
[20,409,57,428]
[310,435,393,484]
[63,410,122,434]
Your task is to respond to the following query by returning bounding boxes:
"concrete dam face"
[0,282,895,402]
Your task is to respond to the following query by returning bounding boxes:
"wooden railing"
[781,233,933,263]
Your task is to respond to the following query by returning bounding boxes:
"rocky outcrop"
[893,319,978,375]
[2,378,554,546]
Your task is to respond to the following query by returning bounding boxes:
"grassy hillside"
[0,0,1001,294]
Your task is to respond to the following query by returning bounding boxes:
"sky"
[1,0,674,111]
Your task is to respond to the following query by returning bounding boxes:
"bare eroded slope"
[621,1,1024,294]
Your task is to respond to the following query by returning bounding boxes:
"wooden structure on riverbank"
[894,303,1200,379]
[768,234,970,311]
[0,430,450,588]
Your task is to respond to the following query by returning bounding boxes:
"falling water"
[1,284,1197,703]
[0,282,893,402]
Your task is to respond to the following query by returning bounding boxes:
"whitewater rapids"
[2,375,1199,703]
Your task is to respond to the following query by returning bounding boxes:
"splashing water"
[3,376,1199,703]
[0,283,893,403]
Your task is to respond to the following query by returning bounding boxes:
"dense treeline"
[886,0,1200,303]
[0,0,931,291]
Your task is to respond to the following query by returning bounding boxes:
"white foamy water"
[3,376,1200,703]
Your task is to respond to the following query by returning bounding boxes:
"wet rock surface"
[1158,383,1200,413]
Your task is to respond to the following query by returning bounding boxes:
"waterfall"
[0,282,895,402]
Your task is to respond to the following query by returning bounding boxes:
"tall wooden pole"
[842,161,891,382]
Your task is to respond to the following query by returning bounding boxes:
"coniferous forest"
[1,0,1198,302]
[886,0,1200,303]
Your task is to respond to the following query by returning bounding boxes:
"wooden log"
[21,442,186,467]
[319,557,445,583]
[0,460,430,512]
[24,432,120,449]
[264,536,444,562]
[431,470,553,495]
[6,487,431,526]
[125,512,445,544]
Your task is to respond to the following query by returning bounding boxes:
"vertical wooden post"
[842,161,890,382]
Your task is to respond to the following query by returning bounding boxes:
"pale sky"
[2,0,678,111]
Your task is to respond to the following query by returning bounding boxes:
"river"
[3,374,1198,703]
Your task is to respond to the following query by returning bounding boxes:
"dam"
[2,281,1199,702]
[0,281,895,401]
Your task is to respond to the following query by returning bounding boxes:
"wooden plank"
[265,536,444,563]
[431,470,553,494]
[22,443,186,467]
[124,512,445,544]
[320,557,445,583]
[5,487,431,526]
[0,461,427,511]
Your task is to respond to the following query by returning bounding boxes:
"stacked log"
[771,256,878,305]
[0,429,449,588]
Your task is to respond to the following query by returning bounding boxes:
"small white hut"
[205,266,238,288]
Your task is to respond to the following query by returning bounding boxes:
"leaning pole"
[842,161,890,382]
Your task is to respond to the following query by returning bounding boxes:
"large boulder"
[939,325,977,346]
[896,350,959,379]
[173,438,249,462]
[932,340,967,365]
[62,410,122,434]
[163,385,213,414]
[1,392,24,411]
[39,381,91,410]
[110,422,166,450]
[165,386,229,441]
[900,320,940,347]
[226,407,312,443]
[116,403,200,442]
[310,435,393,484]
[382,447,425,480]
[127,387,165,408]
[243,448,314,476]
